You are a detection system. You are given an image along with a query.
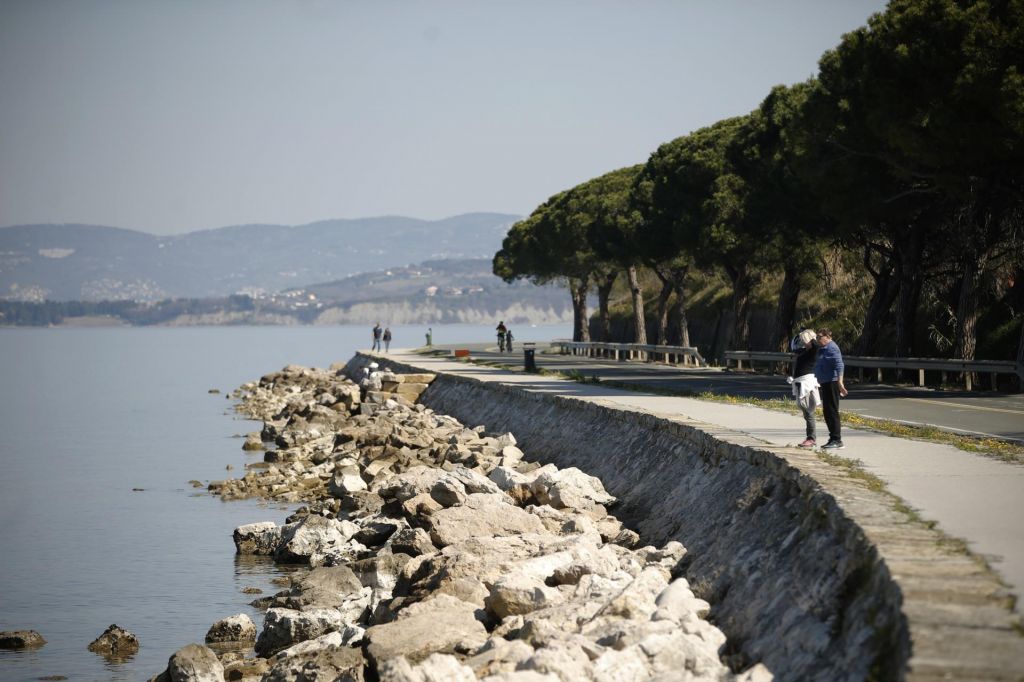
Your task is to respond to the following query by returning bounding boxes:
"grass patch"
[815,451,887,493]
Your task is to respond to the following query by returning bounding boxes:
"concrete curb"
[348,352,1024,681]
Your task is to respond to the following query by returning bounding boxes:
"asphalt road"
[434,343,1024,442]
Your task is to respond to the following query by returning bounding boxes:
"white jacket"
[790,372,820,411]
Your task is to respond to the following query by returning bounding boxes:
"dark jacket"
[791,345,818,378]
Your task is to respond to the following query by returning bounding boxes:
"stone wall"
[345,352,1024,681]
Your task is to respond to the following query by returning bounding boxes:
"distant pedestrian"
[814,328,848,449]
[788,329,820,448]
[505,328,514,353]
[383,327,392,352]
[372,322,382,352]
[425,327,433,347]
[496,321,507,352]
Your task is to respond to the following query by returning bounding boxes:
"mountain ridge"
[0,212,521,301]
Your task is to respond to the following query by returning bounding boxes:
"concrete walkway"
[378,347,1024,612]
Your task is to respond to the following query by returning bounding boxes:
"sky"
[0,0,888,235]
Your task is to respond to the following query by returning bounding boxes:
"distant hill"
[0,213,520,301]
[297,258,571,325]
[0,258,573,327]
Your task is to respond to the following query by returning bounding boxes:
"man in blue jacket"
[814,328,849,450]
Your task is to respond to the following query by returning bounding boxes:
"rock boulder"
[276,515,358,563]
[426,493,545,547]
[87,624,139,659]
[233,521,282,555]
[364,594,487,667]
[205,614,257,643]
[0,630,46,649]
[166,643,224,682]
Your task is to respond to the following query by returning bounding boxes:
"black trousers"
[820,381,841,441]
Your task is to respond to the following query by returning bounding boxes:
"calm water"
[0,323,569,681]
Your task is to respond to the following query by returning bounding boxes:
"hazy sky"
[0,0,887,235]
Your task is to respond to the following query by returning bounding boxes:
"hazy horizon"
[0,210,523,236]
[1,0,888,235]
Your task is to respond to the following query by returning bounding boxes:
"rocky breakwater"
[161,362,771,681]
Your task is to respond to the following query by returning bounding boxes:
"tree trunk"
[709,310,727,364]
[1016,316,1024,390]
[652,271,673,346]
[852,245,899,356]
[626,264,648,345]
[894,224,925,360]
[771,263,801,352]
[954,249,989,362]
[725,263,753,351]
[671,293,691,348]
[595,271,617,342]
[666,266,691,348]
[569,276,590,342]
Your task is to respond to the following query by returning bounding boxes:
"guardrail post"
[918,369,925,387]
[877,367,883,383]
[965,373,973,391]
[991,372,998,391]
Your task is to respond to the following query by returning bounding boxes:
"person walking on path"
[505,328,514,353]
[496,321,508,352]
[383,327,392,353]
[372,322,383,352]
[814,328,848,449]
[788,328,820,448]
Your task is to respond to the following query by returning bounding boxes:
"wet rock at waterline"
[87,624,140,660]
[205,614,257,643]
[0,630,46,649]
[151,643,224,682]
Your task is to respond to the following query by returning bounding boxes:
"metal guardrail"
[552,340,706,367]
[723,350,1022,391]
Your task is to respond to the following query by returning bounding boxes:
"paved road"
[382,347,1024,614]
[432,343,1024,442]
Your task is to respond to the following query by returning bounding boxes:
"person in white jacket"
[788,329,820,448]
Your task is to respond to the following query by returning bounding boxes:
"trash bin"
[523,343,537,372]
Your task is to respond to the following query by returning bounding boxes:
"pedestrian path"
[383,347,1024,611]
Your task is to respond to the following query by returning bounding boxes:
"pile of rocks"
[156,363,771,681]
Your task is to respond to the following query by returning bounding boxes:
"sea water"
[0,323,568,681]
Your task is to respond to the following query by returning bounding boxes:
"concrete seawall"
[345,352,1024,680]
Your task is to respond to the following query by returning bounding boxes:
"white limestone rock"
[429,476,467,508]
[263,630,366,682]
[531,467,616,511]
[204,614,256,643]
[378,466,448,502]
[165,643,224,682]
[592,647,651,682]
[427,493,545,547]
[275,515,359,563]
[233,521,282,555]
[291,565,364,607]
[255,602,368,657]
[520,640,594,680]
[364,594,488,666]
[653,578,711,624]
[486,573,562,619]
[488,466,530,492]
[466,637,535,677]
[390,527,437,557]
[379,653,476,682]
